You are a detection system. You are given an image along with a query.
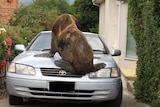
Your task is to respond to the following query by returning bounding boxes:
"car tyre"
[102,82,123,107]
[9,95,23,105]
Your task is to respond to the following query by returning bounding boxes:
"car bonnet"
[12,51,60,68]
[12,51,115,68]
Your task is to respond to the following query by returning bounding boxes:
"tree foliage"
[9,0,70,42]
[128,0,160,106]
[71,0,99,33]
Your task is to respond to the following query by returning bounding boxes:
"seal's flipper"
[55,59,75,73]
[93,63,106,72]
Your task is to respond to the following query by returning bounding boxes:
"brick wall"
[0,0,18,24]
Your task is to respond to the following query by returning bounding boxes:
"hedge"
[128,0,160,106]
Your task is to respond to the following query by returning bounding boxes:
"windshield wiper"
[93,49,107,54]
[41,49,51,51]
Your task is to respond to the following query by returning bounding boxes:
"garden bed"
[0,85,8,100]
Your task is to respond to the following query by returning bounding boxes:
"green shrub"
[128,0,160,106]
[152,98,160,107]
[0,33,7,64]
[0,26,27,65]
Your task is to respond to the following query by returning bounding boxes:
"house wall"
[99,0,119,50]
[0,0,18,24]
[98,0,119,63]
[118,2,136,69]
[99,2,105,36]
[94,0,136,70]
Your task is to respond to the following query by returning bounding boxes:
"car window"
[28,33,51,51]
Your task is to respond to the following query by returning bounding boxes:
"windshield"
[84,34,106,53]
[27,32,107,53]
[28,33,52,51]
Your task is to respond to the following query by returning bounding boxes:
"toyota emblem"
[59,70,67,76]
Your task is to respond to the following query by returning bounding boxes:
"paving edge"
[121,72,134,94]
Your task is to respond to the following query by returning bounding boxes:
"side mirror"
[15,44,25,52]
[111,49,121,56]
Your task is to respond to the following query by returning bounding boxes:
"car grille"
[29,87,94,98]
[41,68,83,77]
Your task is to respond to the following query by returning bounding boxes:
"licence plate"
[49,81,75,92]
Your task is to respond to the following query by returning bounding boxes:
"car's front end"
[6,31,122,106]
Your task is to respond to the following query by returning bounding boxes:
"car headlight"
[8,63,36,75]
[89,68,119,78]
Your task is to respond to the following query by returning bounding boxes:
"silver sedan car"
[6,31,122,107]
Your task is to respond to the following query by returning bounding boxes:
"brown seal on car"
[50,14,106,75]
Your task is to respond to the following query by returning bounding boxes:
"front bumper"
[6,72,122,102]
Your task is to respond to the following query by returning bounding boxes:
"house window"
[126,23,137,59]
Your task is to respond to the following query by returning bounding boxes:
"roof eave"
[92,0,104,6]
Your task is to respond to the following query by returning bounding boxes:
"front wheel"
[9,95,23,105]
